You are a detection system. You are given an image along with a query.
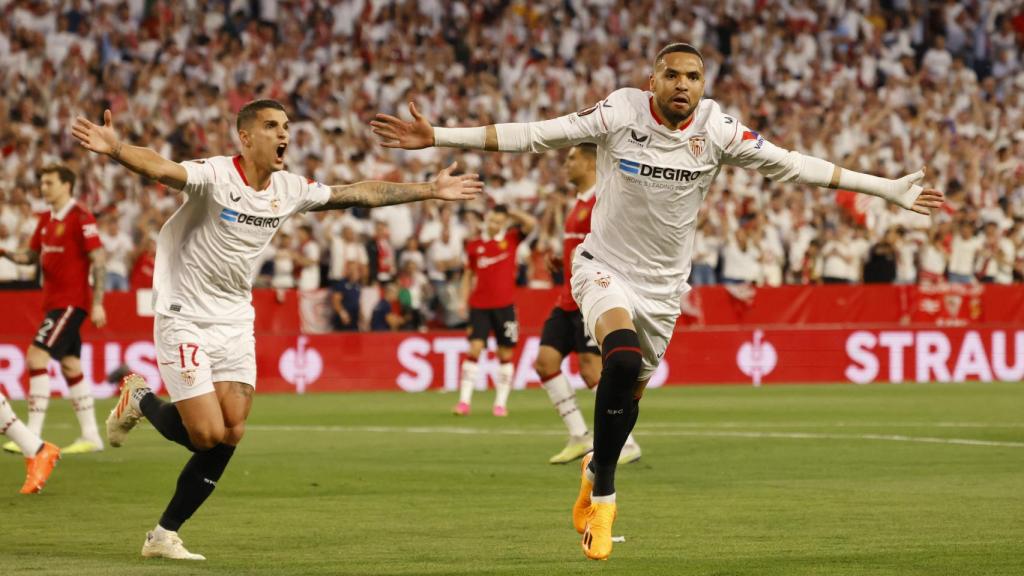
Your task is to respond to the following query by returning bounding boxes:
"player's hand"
[371,101,435,149]
[91,304,107,329]
[432,162,483,201]
[71,109,121,157]
[892,169,944,215]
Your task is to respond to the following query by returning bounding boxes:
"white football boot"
[142,529,206,560]
[106,373,149,448]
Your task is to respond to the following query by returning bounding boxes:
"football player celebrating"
[371,43,943,560]
[73,100,481,560]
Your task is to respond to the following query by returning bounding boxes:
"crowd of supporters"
[2,0,1023,330]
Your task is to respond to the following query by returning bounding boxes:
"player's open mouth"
[276,144,287,160]
[672,96,689,106]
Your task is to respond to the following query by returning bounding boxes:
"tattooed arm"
[89,249,108,328]
[311,162,481,211]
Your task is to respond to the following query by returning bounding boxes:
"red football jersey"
[29,202,102,311]
[557,188,596,311]
[466,227,521,309]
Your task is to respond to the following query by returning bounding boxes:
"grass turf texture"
[1,382,1021,576]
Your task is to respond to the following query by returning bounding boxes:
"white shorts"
[570,249,680,381]
[154,314,256,402]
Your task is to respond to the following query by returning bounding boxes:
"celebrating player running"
[72,100,481,560]
[372,43,944,560]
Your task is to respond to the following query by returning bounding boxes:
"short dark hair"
[655,43,704,67]
[39,164,76,192]
[576,143,597,157]
[236,99,286,131]
[493,204,509,215]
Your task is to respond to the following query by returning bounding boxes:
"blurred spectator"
[327,223,369,283]
[98,214,132,291]
[720,226,761,285]
[129,234,157,291]
[294,225,321,292]
[822,226,860,284]
[0,223,20,282]
[919,230,950,284]
[976,222,1015,284]
[948,221,982,283]
[690,218,720,286]
[367,220,395,283]
[863,228,899,283]
[330,261,362,332]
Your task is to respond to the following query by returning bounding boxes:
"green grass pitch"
[1,382,1022,575]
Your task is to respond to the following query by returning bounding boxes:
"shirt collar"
[576,185,596,203]
[51,200,75,221]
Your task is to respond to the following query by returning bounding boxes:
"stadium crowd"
[1,0,1023,331]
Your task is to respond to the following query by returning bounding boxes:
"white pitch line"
[639,421,1024,429]
[246,424,1024,449]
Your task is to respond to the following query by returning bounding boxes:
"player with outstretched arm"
[72,99,481,560]
[371,43,943,560]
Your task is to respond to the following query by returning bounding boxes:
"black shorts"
[540,306,600,357]
[468,305,519,348]
[33,306,88,359]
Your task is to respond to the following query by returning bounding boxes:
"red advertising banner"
[0,286,1021,398]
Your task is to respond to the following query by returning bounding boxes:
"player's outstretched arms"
[371,101,601,153]
[71,109,188,189]
[814,164,944,216]
[312,162,482,211]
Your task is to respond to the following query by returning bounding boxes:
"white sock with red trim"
[67,375,101,443]
[541,372,588,437]
[27,368,49,437]
[458,359,478,405]
[0,394,43,456]
[494,362,514,409]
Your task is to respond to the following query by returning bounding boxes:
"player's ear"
[648,74,655,91]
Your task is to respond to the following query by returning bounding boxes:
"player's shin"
[590,329,643,498]
[140,394,197,451]
[158,443,236,531]
[1,395,43,456]
[494,361,514,410]
[458,359,478,406]
[67,374,101,443]
[26,368,49,436]
[542,372,588,437]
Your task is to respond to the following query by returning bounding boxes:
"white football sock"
[493,362,513,408]
[625,433,638,447]
[592,493,616,504]
[458,359,478,405]
[0,394,43,456]
[542,372,588,437]
[27,369,49,436]
[68,377,101,442]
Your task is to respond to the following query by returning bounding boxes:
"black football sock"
[139,393,197,452]
[159,443,236,531]
[590,329,643,497]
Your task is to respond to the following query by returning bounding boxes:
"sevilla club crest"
[688,136,706,159]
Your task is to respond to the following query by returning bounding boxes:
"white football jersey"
[518,88,815,296]
[153,155,331,323]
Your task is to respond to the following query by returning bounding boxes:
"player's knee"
[580,364,601,389]
[59,357,79,374]
[222,423,246,446]
[188,423,226,451]
[26,346,49,369]
[533,352,559,378]
[600,329,643,387]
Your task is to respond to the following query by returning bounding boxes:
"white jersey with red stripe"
[153,155,330,324]
[510,88,813,296]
